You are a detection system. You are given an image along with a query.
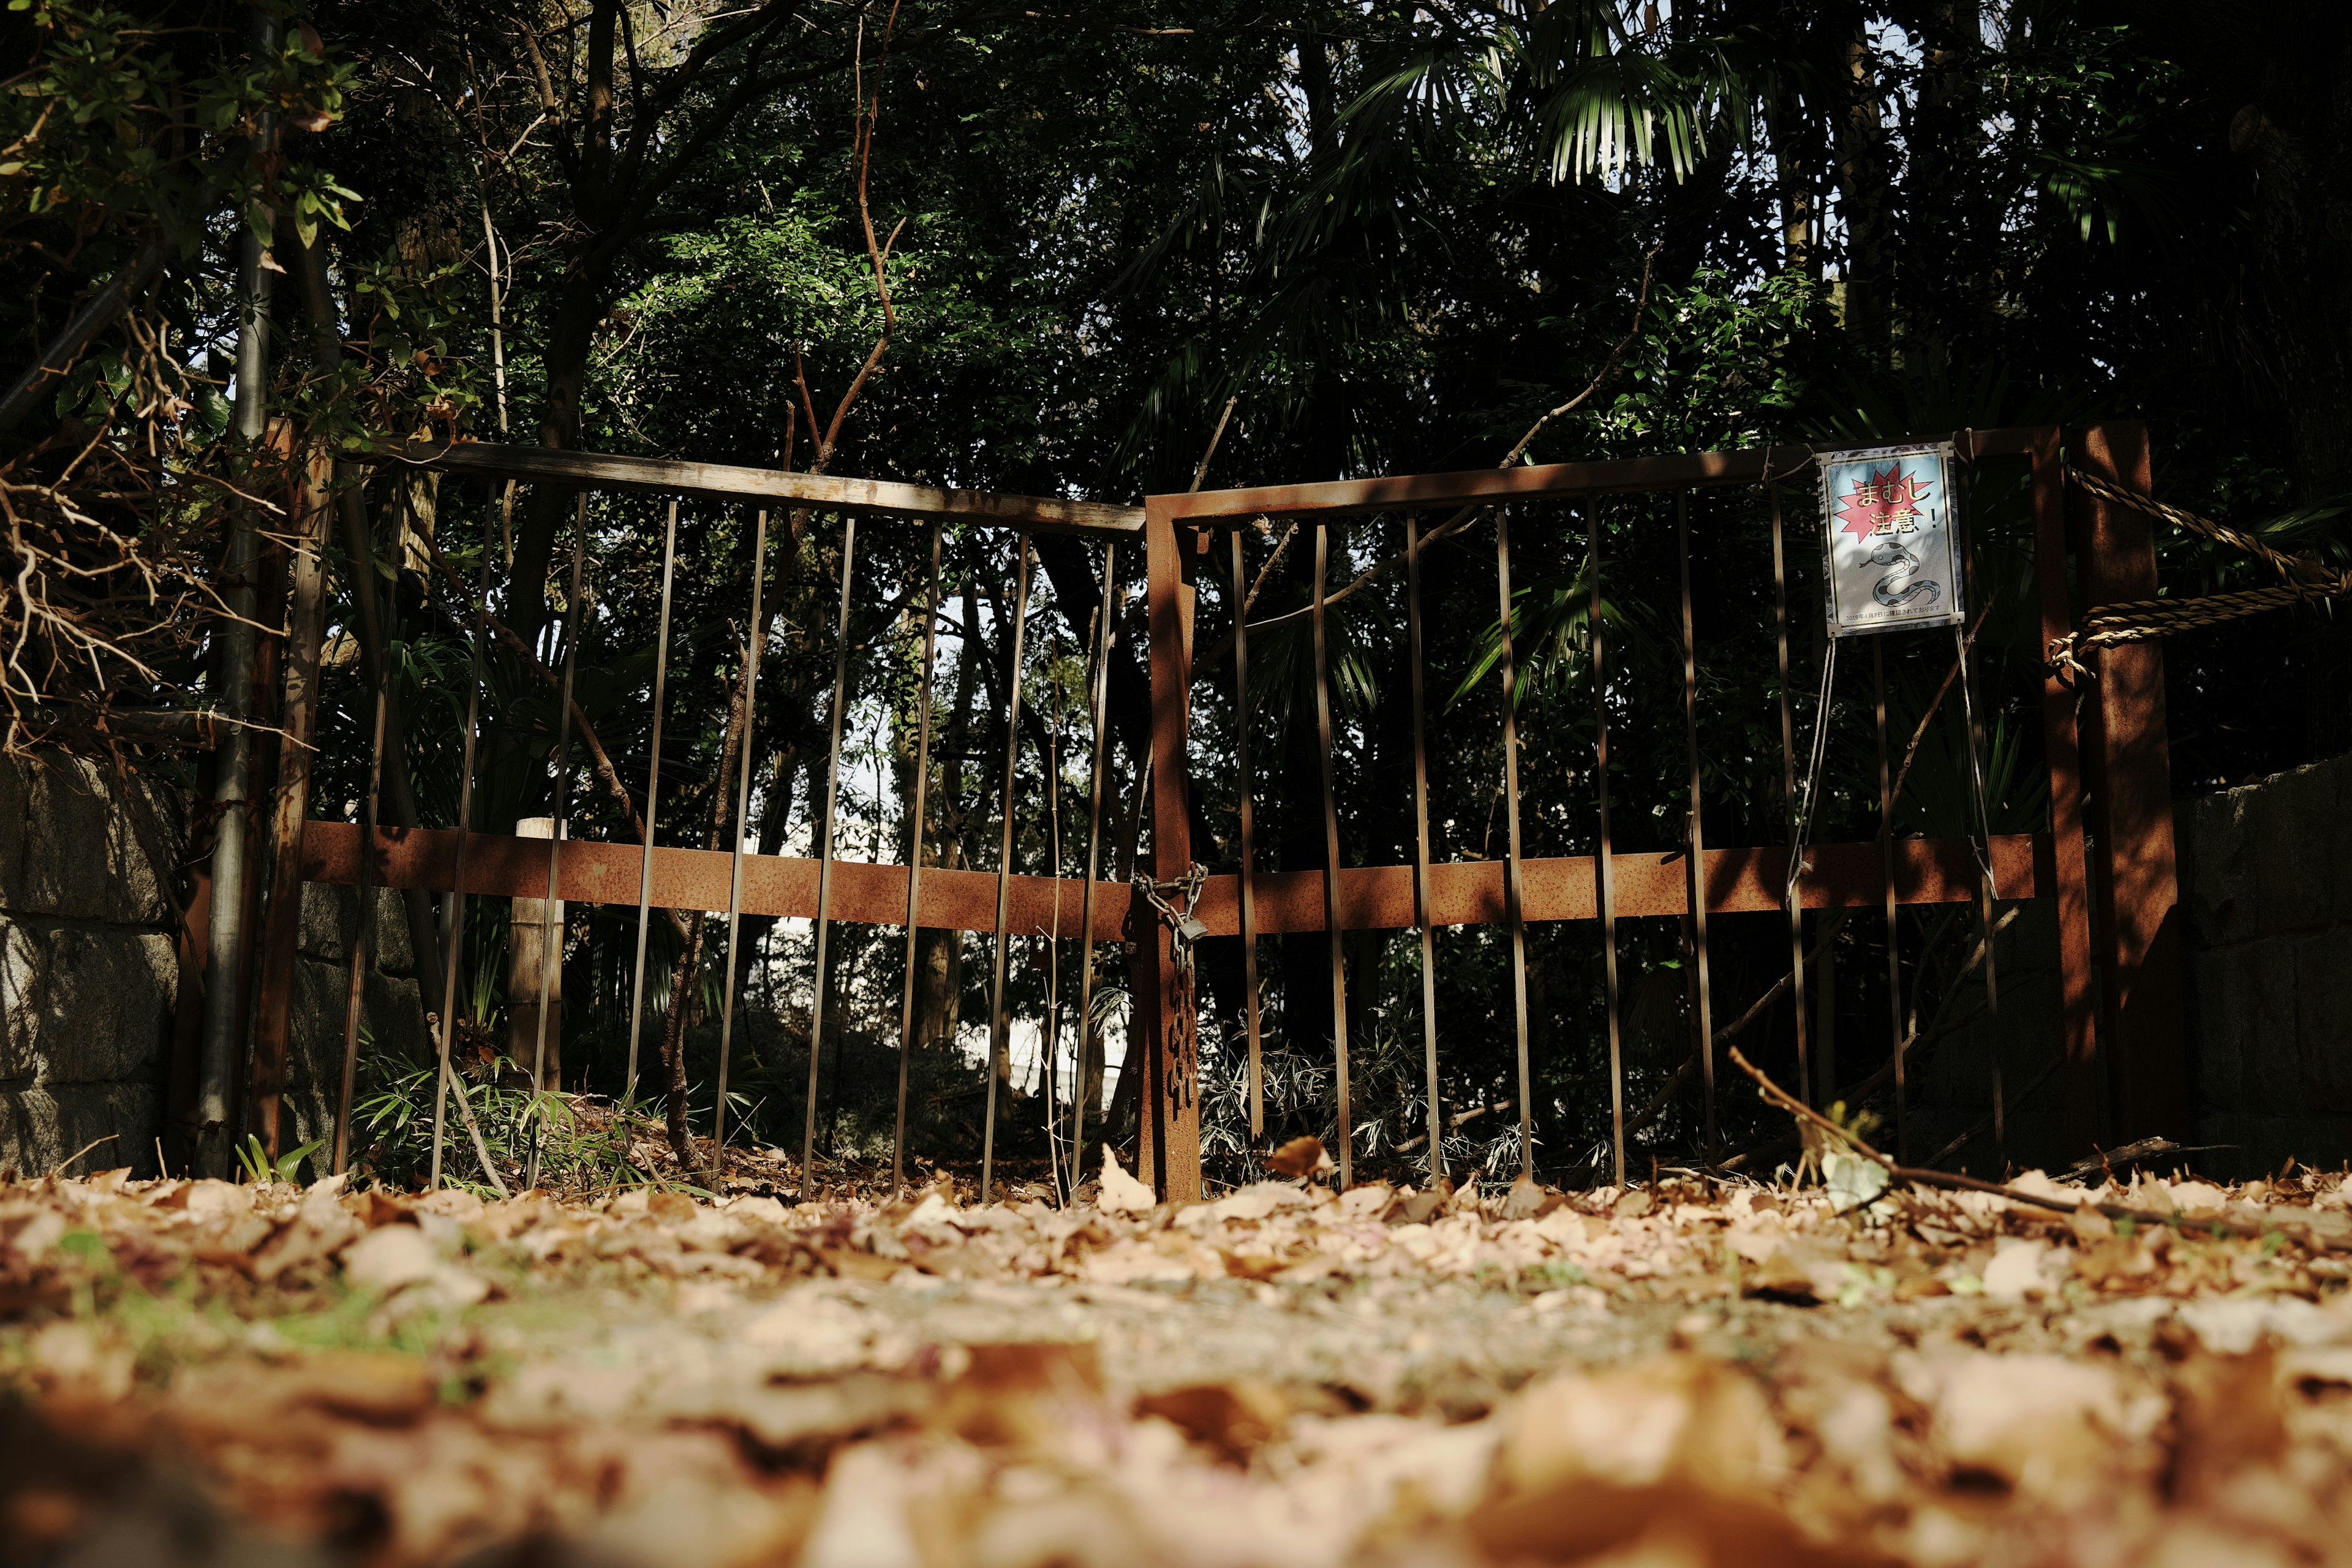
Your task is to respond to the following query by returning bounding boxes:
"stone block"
[0,918,38,1085]
[2253,761,2335,937]
[2189,1110,2352,1182]
[0,755,187,928]
[2293,929,2352,1114]
[31,925,174,1084]
[0,918,173,1087]
[297,883,412,971]
[2176,793,2252,949]
[285,952,428,1098]
[2241,938,2301,1106]
[2184,947,2246,1114]
[0,1080,163,1179]
[103,769,185,927]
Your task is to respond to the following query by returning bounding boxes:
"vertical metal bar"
[1069,543,1117,1189]
[1589,502,1626,1188]
[894,525,944,1196]
[1675,491,1716,1156]
[249,442,333,1159]
[526,492,589,1191]
[428,494,497,1188]
[1872,636,1906,1163]
[1229,530,1265,1140]
[1496,508,1533,1180]
[2076,423,2185,1141]
[331,620,391,1178]
[982,534,1036,1204]
[623,500,680,1106]
[709,508,771,1191]
[1141,502,1202,1200]
[1770,485,1811,1107]
[1405,514,1442,1183]
[1311,523,1353,1187]
[2028,429,2100,1152]
[802,518,859,1197]
[1953,438,2005,1170]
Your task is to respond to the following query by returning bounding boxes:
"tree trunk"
[1836,26,1893,370]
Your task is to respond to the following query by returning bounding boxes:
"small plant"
[236,1134,325,1186]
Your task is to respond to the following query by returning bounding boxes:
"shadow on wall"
[0,753,183,1179]
[2177,752,2352,1178]
[0,752,431,1182]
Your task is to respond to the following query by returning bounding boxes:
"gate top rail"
[1150,426,2049,522]
[365,437,1144,538]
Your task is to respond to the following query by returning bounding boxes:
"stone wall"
[277,882,429,1161]
[0,755,184,1178]
[0,753,431,1180]
[2177,753,2352,1176]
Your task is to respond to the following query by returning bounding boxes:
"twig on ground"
[1725,1044,2310,1244]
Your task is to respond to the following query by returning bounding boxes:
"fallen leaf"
[1096,1147,1156,1215]
[1265,1136,1334,1180]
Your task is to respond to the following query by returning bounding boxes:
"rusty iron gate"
[251,423,2182,1201]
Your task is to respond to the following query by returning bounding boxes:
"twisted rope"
[2048,470,2352,676]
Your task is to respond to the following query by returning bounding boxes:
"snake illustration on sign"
[1817,441,1965,637]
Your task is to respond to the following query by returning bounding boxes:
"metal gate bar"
[709,508,772,1186]
[1228,531,1265,1140]
[1674,490,1717,1155]
[270,421,2175,1199]
[1405,515,1443,1182]
[981,534,1035,1201]
[892,525,944,1195]
[800,517,859,1194]
[1588,501,1626,1186]
[1139,424,2130,1200]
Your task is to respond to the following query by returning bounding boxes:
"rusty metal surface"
[333,601,393,1179]
[1312,524,1355,1188]
[380,437,1143,538]
[1496,510,1533,1178]
[1406,515,1442,1182]
[804,516,860,1195]
[1590,502,1627,1186]
[1071,541,1118,1186]
[1676,492,1717,1155]
[894,526,944,1195]
[1770,486,1812,1109]
[982,534,1036,1203]
[524,496,589,1191]
[1872,637,1908,1162]
[712,508,771,1186]
[1151,430,2049,525]
[427,492,498,1190]
[1229,530,1265,1140]
[1142,502,1202,1202]
[304,822,2046,933]
[2078,423,2187,1142]
[623,500,681,1107]
[2030,429,2103,1150]
[247,446,333,1160]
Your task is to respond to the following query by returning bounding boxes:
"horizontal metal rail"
[301,820,2045,931]
[362,438,1143,537]
[1150,428,2045,524]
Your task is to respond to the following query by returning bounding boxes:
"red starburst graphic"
[1836,464,1932,540]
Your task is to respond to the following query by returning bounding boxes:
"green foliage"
[236,1134,325,1187]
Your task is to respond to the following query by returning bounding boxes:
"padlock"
[1175,913,1210,946]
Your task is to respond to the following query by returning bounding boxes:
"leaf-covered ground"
[4,1155,2351,1567]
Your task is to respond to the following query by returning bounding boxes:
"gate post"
[1141,499,1203,1201]
[2029,428,2105,1153]
[2076,422,2188,1140]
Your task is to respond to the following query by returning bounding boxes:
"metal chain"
[1131,864,1210,979]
